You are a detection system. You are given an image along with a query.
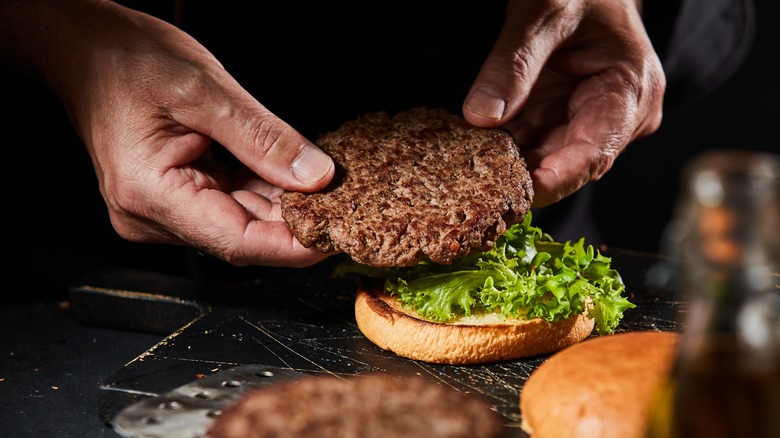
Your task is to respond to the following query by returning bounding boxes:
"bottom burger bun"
[354,282,596,365]
[519,331,681,438]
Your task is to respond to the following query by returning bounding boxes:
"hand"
[4,1,335,267]
[463,0,665,207]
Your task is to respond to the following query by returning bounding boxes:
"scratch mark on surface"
[159,357,243,367]
[239,315,341,377]
[129,313,209,365]
[295,297,360,329]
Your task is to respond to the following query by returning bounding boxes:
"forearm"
[1,1,93,79]
[0,0,136,107]
[0,0,186,146]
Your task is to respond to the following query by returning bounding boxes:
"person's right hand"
[0,0,335,267]
[463,0,666,208]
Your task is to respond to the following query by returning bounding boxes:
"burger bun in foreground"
[519,330,681,438]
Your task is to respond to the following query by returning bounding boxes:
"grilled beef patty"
[205,373,507,438]
[280,107,533,267]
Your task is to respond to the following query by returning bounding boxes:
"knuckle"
[246,115,296,161]
[509,50,533,81]
[107,208,151,243]
[102,174,164,243]
[167,65,216,105]
[216,247,249,267]
[592,146,618,181]
[537,0,571,17]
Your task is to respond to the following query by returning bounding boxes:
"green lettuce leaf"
[333,211,635,335]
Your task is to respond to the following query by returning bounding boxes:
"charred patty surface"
[206,373,507,438]
[280,107,534,267]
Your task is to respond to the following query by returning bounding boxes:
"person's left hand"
[2,0,336,268]
[463,0,666,207]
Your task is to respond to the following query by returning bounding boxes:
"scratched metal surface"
[95,249,685,437]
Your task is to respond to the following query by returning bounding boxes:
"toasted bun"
[354,282,595,365]
[519,331,680,438]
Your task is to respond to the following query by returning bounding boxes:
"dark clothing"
[654,0,755,109]
[537,0,757,250]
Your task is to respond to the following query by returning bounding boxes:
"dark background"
[3,0,777,302]
[0,2,776,437]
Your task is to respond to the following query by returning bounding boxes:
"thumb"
[232,111,335,192]
[462,0,577,128]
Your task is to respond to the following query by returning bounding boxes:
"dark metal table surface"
[1,248,685,438]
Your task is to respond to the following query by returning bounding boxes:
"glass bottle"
[645,149,780,438]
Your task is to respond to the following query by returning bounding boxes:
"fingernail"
[465,86,506,120]
[291,144,333,184]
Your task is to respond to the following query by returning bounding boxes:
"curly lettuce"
[334,211,635,335]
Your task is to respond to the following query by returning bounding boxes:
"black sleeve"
[643,0,756,109]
